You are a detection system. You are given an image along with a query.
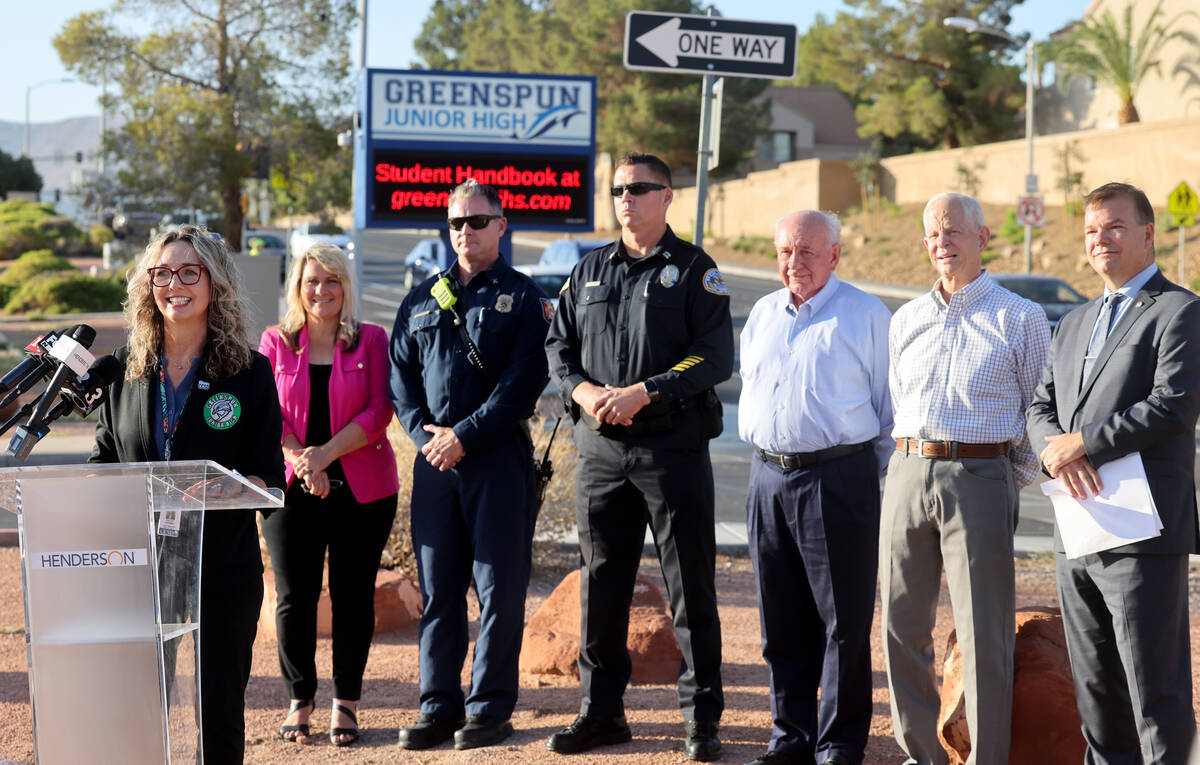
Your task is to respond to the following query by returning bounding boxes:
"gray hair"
[923,193,986,231]
[775,210,842,246]
[447,179,503,215]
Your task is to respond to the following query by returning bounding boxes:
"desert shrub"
[3,271,126,315]
[730,235,776,258]
[0,200,87,259]
[0,250,72,286]
[90,225,115,248]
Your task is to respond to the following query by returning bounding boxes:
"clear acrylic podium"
[0,460,284,764]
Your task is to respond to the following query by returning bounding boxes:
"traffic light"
[54,189,61,202]
[75,151,83,163]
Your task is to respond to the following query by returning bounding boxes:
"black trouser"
[199,575,262,764]
[573,417,724,722]
[747,448,880,765]
[262,482,398,700]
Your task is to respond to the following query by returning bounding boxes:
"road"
[357,229,1060,540]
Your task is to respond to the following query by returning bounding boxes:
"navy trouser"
[409,430,537,720]
[747,448,880,765]
[573,417,725,722]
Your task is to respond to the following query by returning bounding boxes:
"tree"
[788,0,1026,153]
[0,150,43,198]
[415,0,771,177]
[53,1,355,251]
[1044,0,1198,124]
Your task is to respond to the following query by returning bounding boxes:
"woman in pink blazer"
[259,241,398,747]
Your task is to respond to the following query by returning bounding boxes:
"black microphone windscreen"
[67,324,97,348]
[85,355,121,385]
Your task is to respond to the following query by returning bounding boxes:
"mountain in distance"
[0,116,114,221]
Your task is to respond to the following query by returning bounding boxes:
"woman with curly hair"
[90,224,285,764]
[259,242,397,747]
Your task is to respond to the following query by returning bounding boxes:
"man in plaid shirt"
[880,193,1050,765]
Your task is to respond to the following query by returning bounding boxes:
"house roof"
[764,86,870,147]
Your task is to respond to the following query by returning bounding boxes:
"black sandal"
[330,702,359,747]
[280,698,313,743]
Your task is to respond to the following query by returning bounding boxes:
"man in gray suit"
[1027,181,1200,764]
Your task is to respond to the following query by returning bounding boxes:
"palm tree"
[1046,0,1198,124]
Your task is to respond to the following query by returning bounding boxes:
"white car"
[289,222,353,259]
[515,262,573,309]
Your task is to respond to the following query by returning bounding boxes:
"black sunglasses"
[448,214,502,231]
[611,182,667,197]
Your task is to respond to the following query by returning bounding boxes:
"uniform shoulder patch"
[540,298,555,322]
[702,268,729,296]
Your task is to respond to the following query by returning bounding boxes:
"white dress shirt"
[889,270,1051,486]
[738,273,894,472]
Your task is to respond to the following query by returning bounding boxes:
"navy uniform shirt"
[545,226,734,416]
[389,258,551,452]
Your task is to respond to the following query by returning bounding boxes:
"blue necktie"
[1082,293,1123,386]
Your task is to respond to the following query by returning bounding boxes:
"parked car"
[111,203,164,240]
[991,273,1087,330]
[403,238,452,288]
[289,222,353,259]
[515,263,573,309]
[537,238,607,266]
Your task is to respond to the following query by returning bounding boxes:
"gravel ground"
[0,548,1196,764]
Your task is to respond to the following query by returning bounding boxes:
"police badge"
[495,294,514,313]
[659,264,680,288]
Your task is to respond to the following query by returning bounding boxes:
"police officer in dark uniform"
[544,152,733,761]
[389,179,551,751]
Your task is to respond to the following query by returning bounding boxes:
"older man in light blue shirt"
[738,210,892,765]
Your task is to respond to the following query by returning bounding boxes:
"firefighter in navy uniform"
[544,152,733,761]
[389,180,551,752]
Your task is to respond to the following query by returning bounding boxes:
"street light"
[944,17,1037,273]
[24,77,76,158]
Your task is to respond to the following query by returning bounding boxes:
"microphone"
[0,329,63,407]
[22,325,97,435]
[7,352,116,462]
[59,355,121,416]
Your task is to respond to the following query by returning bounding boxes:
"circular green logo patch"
[203,393,241,430]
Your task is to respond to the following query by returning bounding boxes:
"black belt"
[756,441,872,470]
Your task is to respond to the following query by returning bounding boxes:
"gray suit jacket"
[1026,270,1200,555]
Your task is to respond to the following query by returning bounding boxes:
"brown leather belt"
[894,438,1010,459]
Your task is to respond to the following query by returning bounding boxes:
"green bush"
[730,234,776,258]
[0,250,72,286]
[4,271,126,315]
[90,225,115,247]
[0,200,87,259]
[999,209,1023,245]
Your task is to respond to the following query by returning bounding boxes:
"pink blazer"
[259,322,399,503]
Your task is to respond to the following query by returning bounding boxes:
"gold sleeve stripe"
[670,355,705,372]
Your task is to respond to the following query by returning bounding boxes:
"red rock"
[520,569,682,684]
[259,566,422,639]
[937,606,1086,765]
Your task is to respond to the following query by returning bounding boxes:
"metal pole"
[1179,223,1187,286]
[23,87,30,158]
[694,72,714,248]
[1023,39,1035,273]
[350,0,367,304]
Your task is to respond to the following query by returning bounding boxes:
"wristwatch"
[642,379,661,403]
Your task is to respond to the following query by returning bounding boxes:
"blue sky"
[1,0,1090,125]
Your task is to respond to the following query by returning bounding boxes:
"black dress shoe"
[744,751,814,765]
[819,755,851,765]
[397,713,465,750]
[546,713,633,754]
[453,714,514,750]
[684,720,722,761]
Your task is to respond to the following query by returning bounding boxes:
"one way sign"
[624,11,797,80]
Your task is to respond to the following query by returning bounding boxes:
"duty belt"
[894,439,1010,459]
[756,441,872,470]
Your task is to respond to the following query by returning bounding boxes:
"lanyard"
[158,361,192,461]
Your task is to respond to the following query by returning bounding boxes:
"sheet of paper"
[1040,452,1162,558]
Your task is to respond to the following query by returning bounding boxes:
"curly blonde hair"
[124,225,255,381]
[277,241,360,352]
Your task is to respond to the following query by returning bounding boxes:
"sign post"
[1168,181,1197,286]
[625,11,797,248]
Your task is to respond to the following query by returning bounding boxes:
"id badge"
[158,509,181,537]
